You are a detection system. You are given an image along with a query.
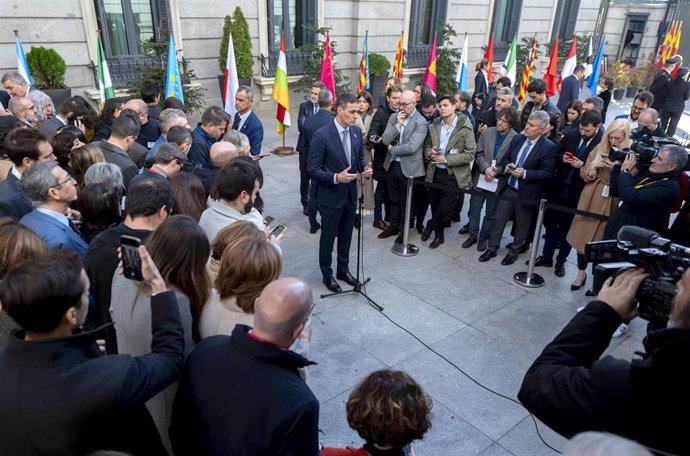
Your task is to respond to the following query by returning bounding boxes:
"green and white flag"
[97,36,115,103]
[504,35,517,88]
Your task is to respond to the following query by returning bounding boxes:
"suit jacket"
[381,110,427,178]
[520,97,561,131]
[303,110,334,159]
[99,140,140,187]
[296,100,318,153]
[650,70,672,110]
[238,111,264,156]
[308,120,366,209]
[39,116,68,139]
[552,128,604,206]
[473,71,488,99]
[473,126,518,188]
[19,209,88,258]
[0,172,33,220]
[557,75,580,113]
[0,90,9,111]
[497,134,558,201]
[663,79,690,113]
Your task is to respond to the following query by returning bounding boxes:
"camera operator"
[518,267,690,455]
[633,108,666,139]
[603,144,687,240]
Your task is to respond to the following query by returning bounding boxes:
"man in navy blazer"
[479,110,558,265]
[308,93,373,293]
[557,65,585,113]
[297,82,326,213]
[232,86,264,156]
[19,161,88,259]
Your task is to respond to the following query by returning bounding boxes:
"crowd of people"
[1,49,690,455]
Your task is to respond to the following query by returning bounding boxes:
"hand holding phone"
[271,224,287,238]
[120,235,144,281]
[264,215,275,226]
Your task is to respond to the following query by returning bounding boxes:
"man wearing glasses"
[19,161,87,258]
[614,91,654,130]
[127,143,187,190]
[7,97,37,127]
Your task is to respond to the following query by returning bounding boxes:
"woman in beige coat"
[355,91,375,212]
[566,120,631,290]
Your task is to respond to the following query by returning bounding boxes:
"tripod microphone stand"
[320,176,383,311]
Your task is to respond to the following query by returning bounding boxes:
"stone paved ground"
[248,92,687,455]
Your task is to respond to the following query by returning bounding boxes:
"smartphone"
[264,215,275,226]
[369,134,381,143]
[564,151,574,159]
[120,235,144,281]
[600,153,609,159]
[506,163,516,170]
[271,224,287,238]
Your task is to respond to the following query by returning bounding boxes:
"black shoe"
[336,271,359,286]
[429,238,444,249]
[479,250,497,262]
[373,219,389,231]
[323,276,342,293]
[421,229,432,242]
[477,238,488,252]
[458,223,470,235]
[555,260,566,277]
[451,213,461,222]
[354,214,361,230]
[528,255,553,268]
[302,206,308,216]
[394,232,404,244]
[501,252,519,265]
[585,289,596,297]
[377,228,399,239]
[309,223,321,234]
[571,273,587,291]
[416,223,425,235]
[518,243,530,254]
[462,235,477,249]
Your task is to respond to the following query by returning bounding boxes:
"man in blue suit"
[308,93,373,293]
[232,86,264,156]
[557,65,585,113]
[297,82,326,213]
[479,110,558,265]
[19,161,88,259]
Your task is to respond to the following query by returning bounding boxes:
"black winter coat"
[368,102,396,180]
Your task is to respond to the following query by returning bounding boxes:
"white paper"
[477,159,499,193]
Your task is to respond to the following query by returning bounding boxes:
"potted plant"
[367,52,391,98]
[218,7,254,94]
[604,61,630,100]
[25,46,71,107]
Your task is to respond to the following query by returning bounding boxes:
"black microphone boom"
[617,225,690,256]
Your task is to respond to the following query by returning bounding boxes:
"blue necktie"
[232,112,241,130]
[508,140,532,189]
[576,138,588,158]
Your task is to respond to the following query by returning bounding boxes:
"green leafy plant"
[368,53,391,77]
[219,8,254,79]
[605,61,633,89]
[219,15,233,73]
[297,26,350,95]
[126,33,206,114]
[26,46,66,89]
[436,24,462,96]
[631,54,657,89]
[556,33,593,72]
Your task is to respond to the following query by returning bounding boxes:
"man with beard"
[198,157,265,240]
[614,91,654,130]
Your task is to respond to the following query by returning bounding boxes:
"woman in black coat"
[661,67,690,137]
[91,97,124,142]
[473,58,490,111]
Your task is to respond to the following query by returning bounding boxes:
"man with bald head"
[171,277,319,456]
[635,108,666,138]
[124,98,160,150]
[8,96,37,127]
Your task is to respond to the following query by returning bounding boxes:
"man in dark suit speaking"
[308,93,373,293]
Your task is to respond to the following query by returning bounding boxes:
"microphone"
[617,226,690,256]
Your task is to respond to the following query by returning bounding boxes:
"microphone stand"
[321,175,383,311]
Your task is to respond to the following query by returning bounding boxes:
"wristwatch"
[622,168,631,174]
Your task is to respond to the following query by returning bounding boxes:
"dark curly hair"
[347,369,432,449]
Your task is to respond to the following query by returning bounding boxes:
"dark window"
[407,0,448,68]
[551,0,581,41]
[619,14,648,66]
[264,0,317,76]
[490,0,523,61]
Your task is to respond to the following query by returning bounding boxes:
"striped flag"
[357,32,370,93]
[657,22,674,70]
[583,36,593,78]
[422,32,438,95]
[586,35,605,95]
[221,30,239,117]
[391,32,404,79]
[165,34,184,103]
[272,31,291,134]
[319,32,336,99]
[559,36,577,90]
[96,35,115,103]
[504,35,517,87]
[455,33,469,91]
[517,34,537,105]
[14,32,33,85]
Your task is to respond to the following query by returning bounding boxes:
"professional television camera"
[585,226,690,326]
[607,133,682,168]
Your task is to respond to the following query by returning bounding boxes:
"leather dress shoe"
[501,252,519,265]
[528,255,553,267]
[323,276,342,293]
[309,223,321,234]
[477,238,488,252]
[451,213,461,222]
[421,229,432,242]
[416,223,425,235]
[336,271,359,286]
[585,289,596,297]
[554,260,566,277]
[479,250,497,262]
[394,232,404,244]
[302,206,308,216]
[458,223,470,234]
[377,228,399,239]
[373,219,389,231]
[354,214,361,230]
[462,235,477,249]
[518,243,530,254]
[571,273,587,291]
[429,238,444,249]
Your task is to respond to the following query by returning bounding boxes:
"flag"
[559,36,577,90]
[672,21,683,78]
[319,32,336,99]
[658,21,675,70]
[455,33,469,91]
[544,35,559,97]
[222,30,239,117]
[517,34,537,105]
[165,34,184,103]
[484,34,495,83]
[504,35,517,87]
[583,36,593,78]
[586,35,605,95]
[96,36,115,103]
[357,32,370,93]
[14,32,33,85]
[422,32,438,95]
[272,31,291,134]
[391,32,404,78]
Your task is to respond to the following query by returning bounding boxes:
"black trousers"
[319,200,356,278]
[412,176,430,227]
[299,151,310,207]
[426,168,458,239]
[386,161,410,231]
[488,187,535,252]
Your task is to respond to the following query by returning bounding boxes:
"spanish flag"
[422,32,438,95]
[357,32,370,93]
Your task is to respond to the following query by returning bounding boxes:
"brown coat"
[566,144,619,253]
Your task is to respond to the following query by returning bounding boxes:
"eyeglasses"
[49,175,75,189]
[399,101,415,107]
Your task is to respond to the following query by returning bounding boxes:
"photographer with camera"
[518,265,690,455]
[633,108,666,139]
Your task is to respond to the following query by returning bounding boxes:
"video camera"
[607,133,681,168]
[585,226,690,326]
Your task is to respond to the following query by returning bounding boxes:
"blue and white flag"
[165,34,184,103]
[455,33,468,91]
[586,35,605,96]
[15,32,33,85]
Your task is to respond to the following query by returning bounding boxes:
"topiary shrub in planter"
[367,52,391,98]
[218,7,254,93]
[26,46,71,106]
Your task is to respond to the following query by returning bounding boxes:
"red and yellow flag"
[422,32,438,95]
[517,34,538,105]
[319,32,336,100]
[272,31,290,134]
[484,34,495,83]
[658,21,676,70]
[357,33,369,93]
[391,32,404,79]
